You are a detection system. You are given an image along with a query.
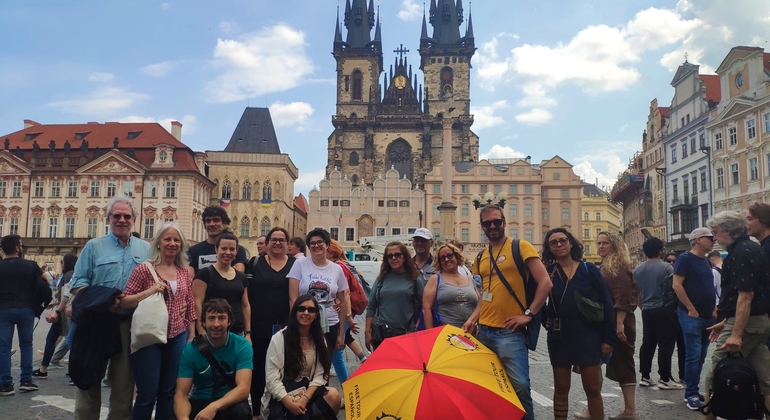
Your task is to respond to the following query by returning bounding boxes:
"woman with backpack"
[247,227,296,415]
[421,242,481,332]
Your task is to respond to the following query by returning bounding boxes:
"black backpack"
[701,353,770,420]
[658,273,677,309]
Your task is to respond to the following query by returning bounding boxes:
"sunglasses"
[439,254,456,262]
[111,213,132,221]
[481,219,504,228]
[386,252,404,260]
[666,259,676,263]
[549,238,569,247]
[297,306,318,314]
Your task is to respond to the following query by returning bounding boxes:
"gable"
[712,98,755,124]
[0,152,32,175]
[77,152,145,175]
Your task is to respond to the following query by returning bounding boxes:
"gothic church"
[327,0,478,187]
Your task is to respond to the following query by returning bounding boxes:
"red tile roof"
[1,121,200,172]
[294,193,308,213]
[659,107,670,117]
[699,75,721,104]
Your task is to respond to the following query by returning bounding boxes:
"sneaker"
[19,380,38,392]
[102,379,109,387]
[329,367,337,377]
[658,379,684,390]
[68,379,75,386]
[32,369,48,379]
[686,396,704,410]
[48,363,65,370]
[639,377,654,387]
[0,384,13,396]
[682,393,705,403]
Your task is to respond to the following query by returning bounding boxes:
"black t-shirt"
[0,258,43,310]
[674,251,716,318]
[187,241,248,273]
[248,255,295,339]
[194,266,248,333]
[717,236,770,318]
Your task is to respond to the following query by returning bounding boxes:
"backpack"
[701,353,770,420]
[335,261,368,316]
[659,273,677,308]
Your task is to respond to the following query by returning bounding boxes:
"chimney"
[24,119,40,129]
[170,121,182,141]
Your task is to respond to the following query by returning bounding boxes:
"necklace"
[300,336,310,340]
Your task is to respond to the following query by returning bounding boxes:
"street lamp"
[471,192,508,209]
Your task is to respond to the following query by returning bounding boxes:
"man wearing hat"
[672,227,717,410]
[411,228,436,285]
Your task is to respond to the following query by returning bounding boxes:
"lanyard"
[487,243,505,293]
[551,262,575,316]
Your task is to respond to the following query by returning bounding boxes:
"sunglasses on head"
[481,219,504,228]
[297,305,318,314]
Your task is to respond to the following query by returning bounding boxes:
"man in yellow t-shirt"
[472,204,552,420]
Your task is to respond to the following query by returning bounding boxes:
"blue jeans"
[130,330,188,420]
[65,321,76,348]
[477,325,533,420]
[677,310,714,399]
[41,320,62,367]
[0,308,35,385]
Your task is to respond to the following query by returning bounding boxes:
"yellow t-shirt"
[472,237,540,328]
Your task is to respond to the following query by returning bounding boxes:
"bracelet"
[303,395,310,400]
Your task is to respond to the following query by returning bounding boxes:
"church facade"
[328,0,479,187]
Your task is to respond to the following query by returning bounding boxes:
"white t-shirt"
[287,258,348,326]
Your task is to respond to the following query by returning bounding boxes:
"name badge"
[482,291,493,302]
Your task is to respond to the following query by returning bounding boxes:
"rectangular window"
[731,163,739,185]
[692,175,697,194]
[332,200,339,206]
[715,132,723,150]
[398,200,407,207]
[461,184,469,193]
[376,227,385,236]
[701,172,707,191]
[146,181,156,198]
[541,189,548,198]
[320,199,329,206]
[391,227,402,235]
[407,228,417,234]
[683,179,689,199]
[729,127,737,145]
[509,185,518,194]
[524,184,532,194]
[31,217,41,238]
[329,227,340,241]
[433,204,440,216]
[671,147,677,163]
[68,181,78,197]
[701,204,709,228]
[461,203,469,216]
[165,181,176,198]
[461,228,469,243]
[434,228,441,239]
[585,245,590,255]
[691,137,696,154]
[0,181,5,197]
[525,229,533,243]
[12,181,21,197]
[341,200,351,207]
[493,184,502,194]
[524,203,533,217]
[542,208,548,220]
[387,200,397,207]
[561,208,570,220]
[765,113,770,133]
[748,119,756,139]
[106,181,116,197]
[509,203,518,217]
[0,217,3,237]
[10,217,19,235]
[377,200,384,207]
[345,227,355,242]
[479,185,488,194]
[48,218,58,238]
[584,229,590,238]
[143,218,154,239]
[90,181,100,197]
[682,142,688,158]
[510,228,519,240]
[105,224,111,236]
[433,184,441,194]
[34,181,44,197]
[65,217,75,238]
[561,189,569,198]
[51,181,60,197]
[700,133,706,149]
[164,218,174,224]
[673,183,679,199]
[672,212,680,234]
[750,158,759,180]
[86,217,97,238]
[123,181,134,197]
[716,168,724,189]
[767,153,770,177]
[596,227,602,237]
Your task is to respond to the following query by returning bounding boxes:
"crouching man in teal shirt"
[174,299,252,420]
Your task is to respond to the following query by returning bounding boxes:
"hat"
[688,227,713,241]
[412,228,433,240]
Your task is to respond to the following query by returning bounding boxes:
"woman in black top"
[193,227,251,338]
[248,226,295,414]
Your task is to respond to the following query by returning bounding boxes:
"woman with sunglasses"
[541,228,615,420]
[421,243,481,332]
[597,231,640,420]
[287,229,352,378]
[247,226,296,415]
[119,222,197,420]
[193,227,251,339]
[365,242,423,350]
[261,295,340,419]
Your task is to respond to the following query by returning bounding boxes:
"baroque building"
[580,183,622,264]
[0,120,212,266]
[641,99,669,242]
[328,0,478,188]
[611,152,645,265]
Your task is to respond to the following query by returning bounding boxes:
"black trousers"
[639,307,679,380]
[190,399,251,420]
[250,337,272,415]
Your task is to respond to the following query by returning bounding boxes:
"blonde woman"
[597,231,639,420]
[421,243,481,332]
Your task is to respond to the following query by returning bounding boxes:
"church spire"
[465,6,474,39]
[334,7,342,44]
[430,0,462,44]
[373,7,382,44]
[456,0,464,25]
[420,10,429,40]
[345,0,374,48]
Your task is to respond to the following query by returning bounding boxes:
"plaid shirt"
[124,262,197,339]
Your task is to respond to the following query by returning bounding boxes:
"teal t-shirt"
[178,332,253,400]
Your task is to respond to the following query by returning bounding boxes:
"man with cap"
[411,228,436,285]
[672,227,716,410]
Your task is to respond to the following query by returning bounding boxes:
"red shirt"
[124,262,197,339]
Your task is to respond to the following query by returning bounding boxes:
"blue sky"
[2,0,769,196]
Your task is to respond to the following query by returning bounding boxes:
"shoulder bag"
[130,262,169,353]
[573,262,604,324]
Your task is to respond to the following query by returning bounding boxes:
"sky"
[2,0,770,197]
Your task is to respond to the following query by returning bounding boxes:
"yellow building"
[0,119,213,266]
[580,183,622,264]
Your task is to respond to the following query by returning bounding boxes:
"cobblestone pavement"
[5,314,714,419]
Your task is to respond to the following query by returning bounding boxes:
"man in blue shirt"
[672,227,716,411]
[175,299,252,420]
[70,194,150,420]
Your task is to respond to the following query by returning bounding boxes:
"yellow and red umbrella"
[342,325,525,419]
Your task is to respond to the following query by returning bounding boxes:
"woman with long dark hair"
[365,241,423,350]
[261,295,340,419]
[541,228,615,420]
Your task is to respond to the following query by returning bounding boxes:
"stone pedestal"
[437,201,457,240]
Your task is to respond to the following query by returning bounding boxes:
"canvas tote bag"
[130,262,169,353]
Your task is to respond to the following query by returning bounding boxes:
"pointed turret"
[368,0,375,27]
[431,0,462,44]
[420,11,429,40]
[373,8,382,45]
[344,0,351,26]
[465,7,474,39]
[456,0,464,25]
[334,7,342,44]
[345,0,373,48]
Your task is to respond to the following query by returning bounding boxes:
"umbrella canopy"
[343,325,525,419]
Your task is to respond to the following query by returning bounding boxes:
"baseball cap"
[688,227,713,241]
[412,228,433,240]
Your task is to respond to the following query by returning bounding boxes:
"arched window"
[352,70,363,101]
[221,181,231,200]
[262,181,272,201]
[583,212,589,221]
[242,181,251,200]
[349,151,359,166]
[352,174,359,184]
[260,217,271,236]
[240,216,250,238]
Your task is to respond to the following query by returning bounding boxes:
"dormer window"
[75,132,90,140]
[25,133,41,141]
[159,151,168,162]
[127,131,142,139]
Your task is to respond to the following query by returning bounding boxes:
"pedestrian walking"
[421,242,481,332]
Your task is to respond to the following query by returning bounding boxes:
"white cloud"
[205,24,315,103]
[118,114,198,135]
[295,168,327,195]
[268,101,315,127]
[47,86,150,115]
[161,3,170,10]
[140,61,176,77]
[516,84,557,109]
[514,108,553,125]
[480,145,526,160]
[88,72,114,83]
[572,157,626,189]
[219,20,239,33]
[397,0,422,22]
[471,100,508,130]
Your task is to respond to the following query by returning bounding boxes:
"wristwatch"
[524,309,535,318]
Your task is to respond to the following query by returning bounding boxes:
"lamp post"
[700,145,712,221]
[471,192,508,209]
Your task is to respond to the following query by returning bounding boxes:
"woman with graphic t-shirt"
[287,229,352,374]
[193,227,251,339]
